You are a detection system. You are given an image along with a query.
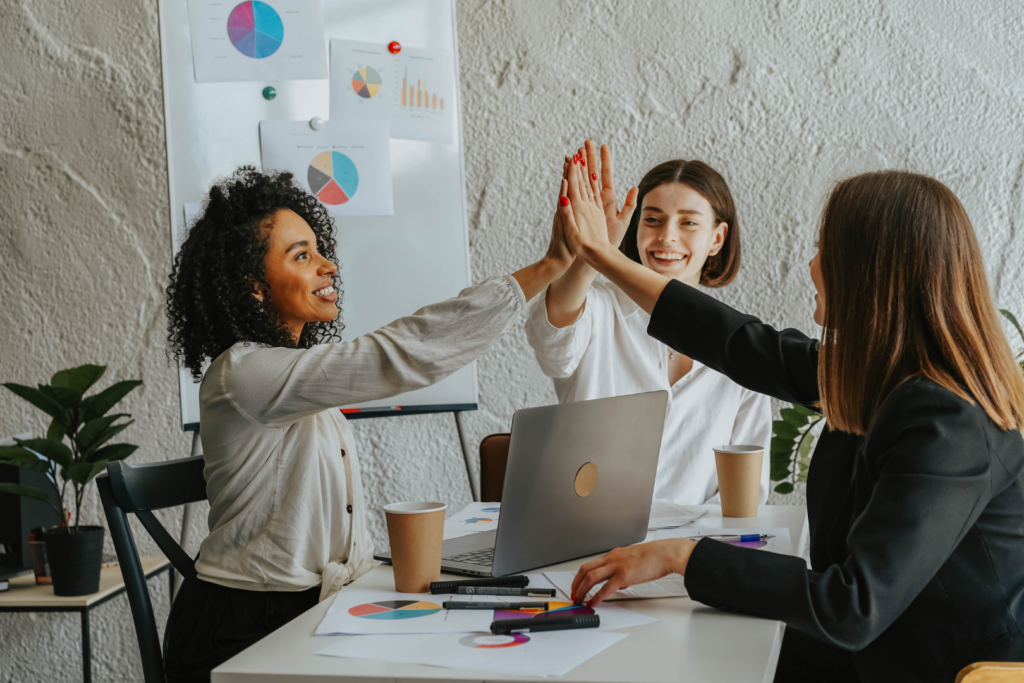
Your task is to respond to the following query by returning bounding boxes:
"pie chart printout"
[308,151,359,205]
[459,634,530,649]
[227,1,284,59]
[348,600,442,620]
[352,67,383,98]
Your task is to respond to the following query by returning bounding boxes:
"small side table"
[0,556,172,683]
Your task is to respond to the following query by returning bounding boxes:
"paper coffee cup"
[384,502,447,593]
[714,445,763,518]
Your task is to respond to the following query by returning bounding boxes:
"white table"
[213,505,807,683]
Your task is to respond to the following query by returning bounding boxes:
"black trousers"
[774,627,859,683]
[165,572,320,683]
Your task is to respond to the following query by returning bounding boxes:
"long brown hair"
[620,160,740,287]
[817,170,1024,434]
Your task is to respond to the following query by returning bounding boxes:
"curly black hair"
[166,166,343,381]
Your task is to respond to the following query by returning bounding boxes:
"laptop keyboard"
[444,548,494,566]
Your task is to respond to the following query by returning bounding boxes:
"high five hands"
[557,140,639,262]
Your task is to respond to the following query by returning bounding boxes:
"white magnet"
[309,116,325,131]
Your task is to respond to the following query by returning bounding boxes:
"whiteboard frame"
[158,0,477,431]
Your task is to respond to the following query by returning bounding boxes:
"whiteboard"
[159,0,476,430]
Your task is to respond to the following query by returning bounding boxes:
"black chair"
[97,456,207,683]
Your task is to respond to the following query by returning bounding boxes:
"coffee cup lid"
[383,501,447,515]
[713,444,764,454]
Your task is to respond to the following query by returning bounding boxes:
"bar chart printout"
[330,39,455,144]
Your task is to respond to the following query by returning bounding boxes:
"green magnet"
[262,86,277,101]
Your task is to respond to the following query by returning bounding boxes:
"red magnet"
[388,41,402,54]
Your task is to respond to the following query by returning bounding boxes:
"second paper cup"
[714,445,764,518]
[384,501,447,593]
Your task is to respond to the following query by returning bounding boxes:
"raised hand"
[559,147,614,262]
[583,140,639,248]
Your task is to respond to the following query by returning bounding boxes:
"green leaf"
[46,417,67,441]
[773,482,794,495]
[1000,309,1024,348]
[0,446,51,474]
[1,383,67,423]
[54,365,106,395]
[38,384,81,410]
[66,460,109,485]
[81,380,142,422]
[0,483,52,504]
[77,414,130,454]
[87,443,138,463]
[14,438,73,469]
[797,431,816,461]
[790,404,821,418]
[770,439,795,455]
[779,407,810,426]
[771,420,800,440]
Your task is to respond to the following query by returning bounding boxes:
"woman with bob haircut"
[559,146,1024,682]
[526,142,770,506]
[162,166,576,682]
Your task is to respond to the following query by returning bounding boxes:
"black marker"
[490,614,600,635]
[443,601,549,610]
[430,575,529,594]
[457,586,556,597]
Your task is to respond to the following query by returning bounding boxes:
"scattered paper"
[546,571,688,602]
[186,0,328,83]
[259,119,394,217]
[330,39,456,144]
[444,501,501,533]
[648,500,710,529]
[315,587,491,635]
[679,528,793,555]
[317,629,628,678]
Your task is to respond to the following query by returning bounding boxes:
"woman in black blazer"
[556,147,1024,682]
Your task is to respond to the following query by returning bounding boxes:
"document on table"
[315,587,491,635]
[546,571,689,602]
[317,630,628,678]
[444,501,502,533]
[648,499,710,529]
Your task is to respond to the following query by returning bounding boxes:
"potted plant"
[0,364,141,596]
[771,308,1024,495]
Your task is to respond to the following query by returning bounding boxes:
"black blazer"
[648,280,1024,682]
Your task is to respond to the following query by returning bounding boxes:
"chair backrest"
[955,662,1024,683]
[97,456,207,683]
[479,433,510,503]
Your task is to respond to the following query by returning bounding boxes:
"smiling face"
[635,183,728,287]
[258,208,339,342]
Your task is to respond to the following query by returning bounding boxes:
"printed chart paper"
[316,587,491,635]
[546,571,689,602]
[444,501,501,533]
[648,499,709,529]
[186,0,328,83]
[317,630,628,678]
[259,119,394,217]
[330,39,456,144]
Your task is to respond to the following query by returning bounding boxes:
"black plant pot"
[43,526,105,596]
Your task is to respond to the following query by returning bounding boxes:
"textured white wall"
[1,0,1022,680]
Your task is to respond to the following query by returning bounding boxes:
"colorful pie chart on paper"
[492,601,592,622]
[351,67,383,98]
[308,151,359,205]
[463,517,494,524]
[481,507,500,513]
[459,633,530,649]
[227,1,284,59]
[348,600,441,620]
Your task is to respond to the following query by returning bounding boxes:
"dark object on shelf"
[43,526,105,596]
[28,528,51,584]
[0,463,61,571]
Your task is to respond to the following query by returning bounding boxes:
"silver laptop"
[374,391,668,576]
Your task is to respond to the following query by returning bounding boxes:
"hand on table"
[571,538,698,607]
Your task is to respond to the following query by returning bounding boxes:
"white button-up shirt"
[526,279,772,505]
[196,275,525,601]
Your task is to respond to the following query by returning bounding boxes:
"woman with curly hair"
[163,166,575,682]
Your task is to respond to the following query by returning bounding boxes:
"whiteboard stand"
[453,411,479,502]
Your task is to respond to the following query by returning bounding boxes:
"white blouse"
[196,275,525,601]
[525,279,772,506]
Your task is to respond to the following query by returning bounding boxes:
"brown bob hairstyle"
[620,160,740,287]
[817,170,1024,435]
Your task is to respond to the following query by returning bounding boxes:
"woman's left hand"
[571,539,697,607]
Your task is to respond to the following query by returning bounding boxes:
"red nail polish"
[559,196,569,206]
[591,172,598,180]
[581,157,586,166]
